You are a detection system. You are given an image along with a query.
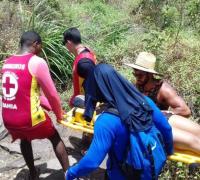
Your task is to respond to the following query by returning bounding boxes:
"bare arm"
[159,82,191,117]
[29,56,63,121]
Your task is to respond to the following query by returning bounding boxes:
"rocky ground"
[0,103,106,180]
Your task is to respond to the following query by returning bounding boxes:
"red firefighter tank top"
[1,53,46,130]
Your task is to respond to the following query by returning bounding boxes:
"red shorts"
[8,114,56,142]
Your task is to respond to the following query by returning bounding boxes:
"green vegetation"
[0,0,199,178]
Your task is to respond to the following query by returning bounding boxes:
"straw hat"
[124,52,161,75]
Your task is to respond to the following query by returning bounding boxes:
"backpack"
[113,126,167,180]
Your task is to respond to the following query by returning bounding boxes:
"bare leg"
[169,115,200,138]
[172,127,200,154]
[20,140,39,180]
[48,130,69,171]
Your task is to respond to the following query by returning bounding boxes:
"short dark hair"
[77,59,95,78]
[63,27,81,45]
[20,31,42,47]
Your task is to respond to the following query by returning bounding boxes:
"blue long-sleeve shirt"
[66,97,173,180]
[144,96,174,155]
[67,113,129,180]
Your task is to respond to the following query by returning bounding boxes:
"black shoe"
[28,168,40,180]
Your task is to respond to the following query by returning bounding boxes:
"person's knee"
[20,139,31,146]
[193,136,200,146]
[73,95,85,108]
[48,131,62,147]
[186,135,200,148]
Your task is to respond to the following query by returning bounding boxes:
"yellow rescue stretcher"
[168,151,200,164]
[60,108,95,134]
[60,108,200,164]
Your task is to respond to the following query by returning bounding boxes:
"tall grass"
[18,0,74,85]
[0,0,73,86]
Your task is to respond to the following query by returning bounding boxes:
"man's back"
[136,78,191,117]
[157,81,191,117]
[2,53,46,129]
[70,47,96,106]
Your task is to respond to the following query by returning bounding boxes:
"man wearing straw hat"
[125,52,200,155]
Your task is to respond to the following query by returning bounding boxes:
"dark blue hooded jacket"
[83,63,153,132]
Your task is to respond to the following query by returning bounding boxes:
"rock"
[45,158,62,170]
[0,141,21,154]
[0,128,8,141]
[0,96,8,141]
[0,155,40,173]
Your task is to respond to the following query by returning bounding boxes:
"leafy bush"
[185,0,200,32]
[161,5,180,28]
[0,0,73,86]
[0,0,22,62]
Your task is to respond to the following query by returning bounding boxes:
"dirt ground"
[0,109,106,180]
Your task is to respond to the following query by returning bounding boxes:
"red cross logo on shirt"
[2,72,18,99]
[3,77,16,94]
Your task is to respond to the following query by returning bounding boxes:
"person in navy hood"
[65,62,173,180]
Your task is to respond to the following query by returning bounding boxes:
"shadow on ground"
[14,136,106,180]
[14,163,64,180]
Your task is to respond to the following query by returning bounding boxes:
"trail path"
[0,98,106,180]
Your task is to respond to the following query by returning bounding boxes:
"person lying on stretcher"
[125,52,200,155]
